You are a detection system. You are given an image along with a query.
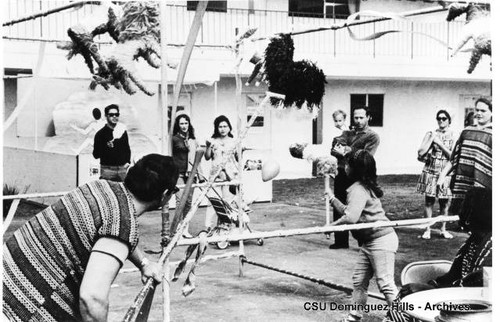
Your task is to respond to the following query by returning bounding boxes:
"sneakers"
[440,231,453,239]
[421,230,431,239]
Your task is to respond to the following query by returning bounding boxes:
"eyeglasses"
[107,113,120,117]
[436,117,448,121]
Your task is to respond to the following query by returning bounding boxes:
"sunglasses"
[436,117,448,121]
[107,113,120,117]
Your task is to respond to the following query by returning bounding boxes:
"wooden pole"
[124,93,284,321]
[167,0,208,155]
[159,2,171,321]
[234,27,246,278]
[176,216,460,245]
[324,176,331,239]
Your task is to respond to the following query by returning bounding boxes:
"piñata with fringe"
[246,34,326,110]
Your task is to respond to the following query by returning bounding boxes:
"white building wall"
[321,79,491,175]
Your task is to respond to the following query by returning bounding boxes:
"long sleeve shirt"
[330,182,394,244]
[330,126,380,168]
[93,125,131,166]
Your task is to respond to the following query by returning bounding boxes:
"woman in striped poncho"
[3,154,179,322]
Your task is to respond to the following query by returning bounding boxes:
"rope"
[240,256,385,300]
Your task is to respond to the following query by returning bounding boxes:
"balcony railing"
[3,1,464,60]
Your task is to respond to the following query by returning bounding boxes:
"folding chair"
[401,260,453,285]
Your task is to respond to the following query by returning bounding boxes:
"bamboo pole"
[0,182,241,201]
[324,176,331,239]
[167,0,208,155]
[124,93,284,320]
[176,216,459,246]
[234,27,246,278]
[159,2,171,321]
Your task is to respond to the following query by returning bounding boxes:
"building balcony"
[3,2,491,80]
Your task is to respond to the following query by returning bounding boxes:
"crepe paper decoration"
[446,3,491,74]
[58,1,175,96]
[344,10,451,49]
[246,34,326,110]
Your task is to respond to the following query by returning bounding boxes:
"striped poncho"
[3,180,138,322]
[449,125,492,208]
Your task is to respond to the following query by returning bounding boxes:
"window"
[289,0,350,18]
[350,94,384,127]
[187,1,227,12]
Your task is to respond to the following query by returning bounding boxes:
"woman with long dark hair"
[204,115,249,229]
[325,150,398,322]
[172,114,199,237]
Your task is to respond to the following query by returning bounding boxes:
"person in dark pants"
[329,105,380,249]
[92,104,131,182]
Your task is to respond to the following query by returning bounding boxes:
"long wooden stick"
[167,0,209,155]
[123,149,205,322]
[324,176,331,239]
[123,93,283,321]
[176,216,459,246]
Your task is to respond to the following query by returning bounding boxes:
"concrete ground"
[107,202,444,322]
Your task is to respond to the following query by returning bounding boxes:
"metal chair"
[401,260,453,285]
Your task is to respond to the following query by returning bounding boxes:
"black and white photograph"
[1,0,495,321]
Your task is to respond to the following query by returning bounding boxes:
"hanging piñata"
[446,3,491,74]
[58,1,176,96]
[246,34,326,110]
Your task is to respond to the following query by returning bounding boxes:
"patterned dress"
[416,129,454,198]
[3,180,138,322]
[209,137,239,181]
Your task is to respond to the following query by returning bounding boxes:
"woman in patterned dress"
[416,110,455,239]
[3,154,179,321]
[204,115,250,229]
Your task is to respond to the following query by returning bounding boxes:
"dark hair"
[211,115,233,138]
[173,114,196,139]
[125,154,179,203]
[92,108,102,120]
[353,105,370,117]
[436,109,451,124]
[345,150,383,198]
[475,97,492,111]
[105,104,119,115]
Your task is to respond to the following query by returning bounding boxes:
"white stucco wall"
[321,79,491,175]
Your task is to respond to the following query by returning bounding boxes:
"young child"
[325,150,398,322]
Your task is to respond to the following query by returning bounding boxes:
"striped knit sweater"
[449,125,492,201]
[3,180,138,322]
